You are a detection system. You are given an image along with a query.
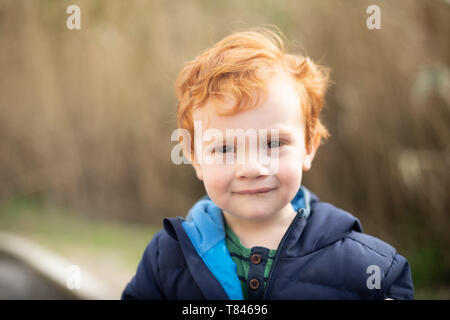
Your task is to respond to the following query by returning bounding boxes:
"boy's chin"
[225,205,278,222]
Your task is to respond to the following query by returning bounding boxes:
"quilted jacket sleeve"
[381,252,414,299]
[121,232,165,300]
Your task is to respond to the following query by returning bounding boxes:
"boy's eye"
[267,140,284,149]
[215,145,235,153]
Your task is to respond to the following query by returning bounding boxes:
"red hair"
[175,27,331,157]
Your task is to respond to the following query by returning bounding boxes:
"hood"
[165,185,363,299]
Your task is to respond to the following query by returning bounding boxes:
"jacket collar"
[163,185,314,299]
[182,185,314,256]
[163,185,363,298]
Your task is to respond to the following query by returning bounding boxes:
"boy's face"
[191,73,320,222]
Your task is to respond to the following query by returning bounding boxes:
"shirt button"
[251,254,262,264]
[249,279,260,290]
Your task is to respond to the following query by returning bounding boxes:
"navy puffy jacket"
[121,187,414,300]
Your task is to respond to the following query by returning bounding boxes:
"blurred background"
[0,0,449,299]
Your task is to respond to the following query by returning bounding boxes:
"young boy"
[121,27,414,300]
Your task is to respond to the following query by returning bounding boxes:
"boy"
[121,27,414,300]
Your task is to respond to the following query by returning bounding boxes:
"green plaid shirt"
[224,221,277,299]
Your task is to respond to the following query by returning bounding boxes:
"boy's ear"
[302,131,321,171]
[193,163,203,181]
[182,144,204,181]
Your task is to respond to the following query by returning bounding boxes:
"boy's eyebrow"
[267,129,295,137]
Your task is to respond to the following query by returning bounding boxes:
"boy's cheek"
[280,152,304,172]
[203,166,233,193]
[277,158,303,187]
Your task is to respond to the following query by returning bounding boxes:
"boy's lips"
[234,187,277,194]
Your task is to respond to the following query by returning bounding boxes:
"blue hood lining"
[181,185,312,300]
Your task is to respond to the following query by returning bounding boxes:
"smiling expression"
[191,72,318,222]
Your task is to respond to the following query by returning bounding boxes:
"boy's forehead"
[192,75,303,132]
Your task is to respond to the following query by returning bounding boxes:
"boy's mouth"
[234,187,277,195]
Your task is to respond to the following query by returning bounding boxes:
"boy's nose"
[235,162,269,179]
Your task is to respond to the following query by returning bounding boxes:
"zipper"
[263,208,307,299]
